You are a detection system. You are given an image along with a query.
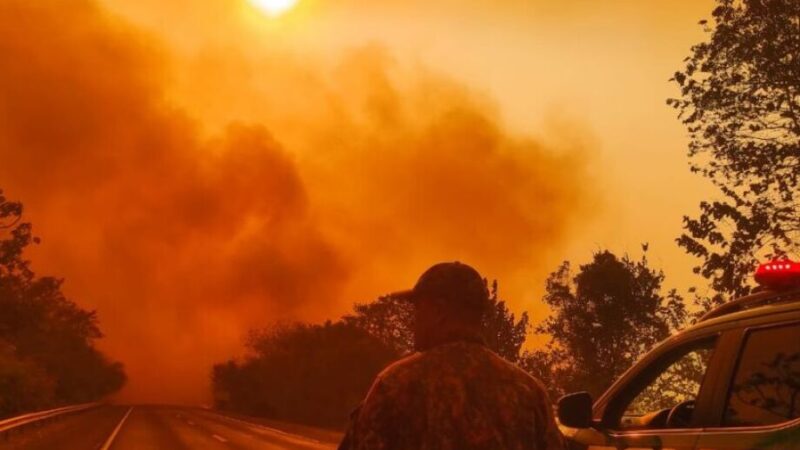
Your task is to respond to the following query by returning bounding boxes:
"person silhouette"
[339,261,564,450]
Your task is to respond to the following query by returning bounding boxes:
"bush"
[212,321,399,428]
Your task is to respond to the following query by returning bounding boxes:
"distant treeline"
[211,250,689,429]
[0,190,125,418]
[211,283,529,428]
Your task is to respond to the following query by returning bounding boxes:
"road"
[1,405,341,450]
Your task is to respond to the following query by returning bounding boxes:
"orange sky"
[0,0,716,403]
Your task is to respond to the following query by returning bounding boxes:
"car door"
[563,333,729,450]
[694,320,800,450]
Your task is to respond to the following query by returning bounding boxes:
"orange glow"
[250,0,298,17]
[0,0,716,403]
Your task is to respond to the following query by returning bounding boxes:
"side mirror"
[557,392,594,429]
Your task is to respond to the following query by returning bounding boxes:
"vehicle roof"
[684,287,800,334]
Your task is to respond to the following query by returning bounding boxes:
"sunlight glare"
[251,0,298,17]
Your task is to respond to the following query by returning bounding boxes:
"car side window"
[613,338,716,430]
[723,322,800,427]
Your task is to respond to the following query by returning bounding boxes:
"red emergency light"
[754,259,800,289]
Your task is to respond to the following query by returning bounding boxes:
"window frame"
[595,331,733,431]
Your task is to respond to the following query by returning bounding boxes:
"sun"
[251,0,298,17]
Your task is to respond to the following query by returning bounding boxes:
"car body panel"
[563,425,702,449]
[560,288,800,450]
[695,418,800,449]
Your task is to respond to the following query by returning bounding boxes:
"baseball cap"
[393,261,489,311]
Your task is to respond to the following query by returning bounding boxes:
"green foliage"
[668,0,800,301]
[0,189,125,418]
[521,248,688,399]
[212,321,399,428]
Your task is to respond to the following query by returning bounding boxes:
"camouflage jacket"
[339,341,565,450]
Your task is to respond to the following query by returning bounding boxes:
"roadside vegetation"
[521,248,688,399]
[212,284,528,428]
[0,190,125,418]
[668,0,800,304]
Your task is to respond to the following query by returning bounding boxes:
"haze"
[0,0,713,403]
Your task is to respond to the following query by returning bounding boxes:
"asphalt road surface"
[1,405,341,450]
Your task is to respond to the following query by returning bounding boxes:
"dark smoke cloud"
[0,0,593,402]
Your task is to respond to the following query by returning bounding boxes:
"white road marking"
[99,407,133,450]
[205,411,322,444]
[212,433,228,443]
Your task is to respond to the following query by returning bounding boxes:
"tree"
[0,189,125,417]
[668,0,800,302]
[0,340,54,416]
[342,294,415,354]
[211,321,399,427]
[521,249,687,399]
[342,280,529,361]
[482,281,529,363]
[213,280,530,427]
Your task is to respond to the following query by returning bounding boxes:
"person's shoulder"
[358,351,427,405]
[481,348,552,395]
[374,351,426,383]
[371,343,476,386]
[374,343,548,392]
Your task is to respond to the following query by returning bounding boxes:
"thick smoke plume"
[0,0,592,402]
